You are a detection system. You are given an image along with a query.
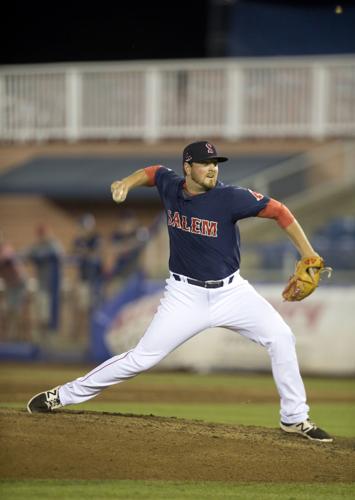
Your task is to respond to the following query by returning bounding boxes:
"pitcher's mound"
[1,408,354,482]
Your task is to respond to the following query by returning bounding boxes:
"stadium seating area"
[259,216,355,271]
[312,217,355,270]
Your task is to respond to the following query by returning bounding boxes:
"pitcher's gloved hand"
[282,256,332,302]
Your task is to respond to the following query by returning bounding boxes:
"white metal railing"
[0,56,355,142]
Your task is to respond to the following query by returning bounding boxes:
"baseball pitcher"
[27,141,333,442]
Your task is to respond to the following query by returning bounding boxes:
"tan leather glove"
[282,256,332,302]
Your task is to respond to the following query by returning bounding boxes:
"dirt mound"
[1,408,354,482]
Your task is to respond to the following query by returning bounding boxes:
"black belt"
[173,273,234,289]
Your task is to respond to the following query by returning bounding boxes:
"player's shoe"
[280,419,333,442]
[27,386,63,414]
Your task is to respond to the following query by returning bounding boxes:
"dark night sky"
[2,1,354,65]
[1,2,209,65]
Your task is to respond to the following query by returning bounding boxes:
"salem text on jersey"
[167,210,218,237]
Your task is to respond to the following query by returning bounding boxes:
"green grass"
[1,369,355,498]
[2,370,355,437]
[71,401,355,437]
[2,400,354,437]
[1,480,355,500]
[2,366,355,391]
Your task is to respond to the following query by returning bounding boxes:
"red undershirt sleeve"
[144,165,162,186]
[257,198,295,228]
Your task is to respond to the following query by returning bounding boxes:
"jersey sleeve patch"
[248,189,264,201]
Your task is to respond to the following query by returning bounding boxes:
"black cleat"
[280,419,333,442]
[27,386,62,414]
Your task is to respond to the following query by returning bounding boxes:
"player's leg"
[211,277,309,424]
[212,277,333,441]
[27,277,210,412]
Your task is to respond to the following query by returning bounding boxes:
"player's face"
[189,160,219,191]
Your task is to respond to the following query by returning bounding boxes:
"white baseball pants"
[59,272,309,424]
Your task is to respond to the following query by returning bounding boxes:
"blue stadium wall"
[227,1,355,57]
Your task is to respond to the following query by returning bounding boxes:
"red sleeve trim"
[257,198,295,228]
[144,165,162,186]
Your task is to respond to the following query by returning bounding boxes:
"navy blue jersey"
[155,167,270,281]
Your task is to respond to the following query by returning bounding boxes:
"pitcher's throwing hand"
[111,180,128,203]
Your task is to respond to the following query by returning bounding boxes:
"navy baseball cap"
[183,141,229,164]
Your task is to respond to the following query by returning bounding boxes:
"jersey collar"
[179,180,223,200]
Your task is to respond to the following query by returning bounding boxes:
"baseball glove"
[282,256,332,302]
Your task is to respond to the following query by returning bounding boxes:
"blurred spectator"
[72,213,104,309]
[314,217,355,241]
[258,216,355,276]
[109,210,150,281]
[0,238,28,341]
[21,224,64,332]
[313,217,355,270]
